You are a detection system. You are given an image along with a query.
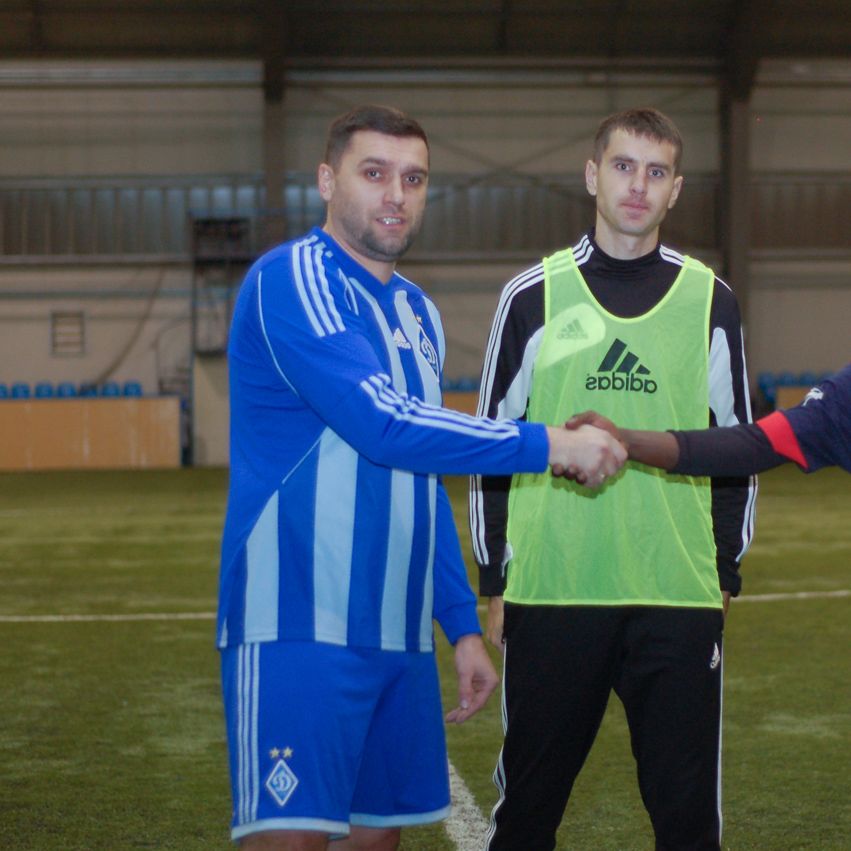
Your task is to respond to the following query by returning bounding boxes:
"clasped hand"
[545,411,626,488]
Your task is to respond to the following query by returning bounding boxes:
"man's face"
[318,130,429,279]
[585,128,683,252]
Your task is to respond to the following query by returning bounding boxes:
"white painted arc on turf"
[447,760,489,851]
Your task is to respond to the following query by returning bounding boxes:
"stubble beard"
[355,216,423,263]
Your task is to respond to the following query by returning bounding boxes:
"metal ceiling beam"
[0,3,847,61]
[260,0,288,246]
[717,0,775,331]
[723,0,775,100]
[28,0,44,53]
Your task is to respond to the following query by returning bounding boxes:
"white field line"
[0,611,216,623]
[475,589,850,614]
[730,589,850,603]
[448,760,489,851]
[3,591,847,624]
[4,590,846,624]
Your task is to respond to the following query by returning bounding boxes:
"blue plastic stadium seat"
[775,371,797,387]
[757,372,777,405]
[100,381,121,397]
[79,383,98,397]
[56,381,77,397]
[0,384,8,399]
[797,371,817,387]
[122,380,143,397]
[11,382,31,398]
[35,382,54,398]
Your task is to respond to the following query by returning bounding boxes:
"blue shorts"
[220,641,451,841]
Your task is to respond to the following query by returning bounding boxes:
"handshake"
[545,411,630,489]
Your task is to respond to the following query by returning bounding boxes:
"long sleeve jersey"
[673,363,851,477]
[218,227,549,653]
[470,232,757,598]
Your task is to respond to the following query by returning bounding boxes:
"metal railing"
[0,172,848,262]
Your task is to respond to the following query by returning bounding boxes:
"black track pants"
[486,604,724,851]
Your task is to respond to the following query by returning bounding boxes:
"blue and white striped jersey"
[218,228,548,652]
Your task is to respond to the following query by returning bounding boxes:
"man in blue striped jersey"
[218,104,626,850]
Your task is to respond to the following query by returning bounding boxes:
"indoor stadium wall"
[0,60,848,466]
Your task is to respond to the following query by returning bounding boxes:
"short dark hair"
[323,104,429,169]
[593,108,684,173]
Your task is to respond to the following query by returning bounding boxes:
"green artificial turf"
[0,466,847,849]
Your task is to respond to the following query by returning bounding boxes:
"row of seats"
[757,370,829,406]
[443,376,480,392]
[0,380,143,399]
[1,372,826,404]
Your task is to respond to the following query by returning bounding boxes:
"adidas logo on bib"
[586,338,658,394]
[557,318,589,340]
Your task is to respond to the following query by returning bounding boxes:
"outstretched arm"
[563,412,679,470]
[621,428,680,470]
[566,411,786,478]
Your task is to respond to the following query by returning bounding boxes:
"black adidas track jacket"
[469,232,757,598]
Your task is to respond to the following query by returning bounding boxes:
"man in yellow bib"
[469,108,756,850]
